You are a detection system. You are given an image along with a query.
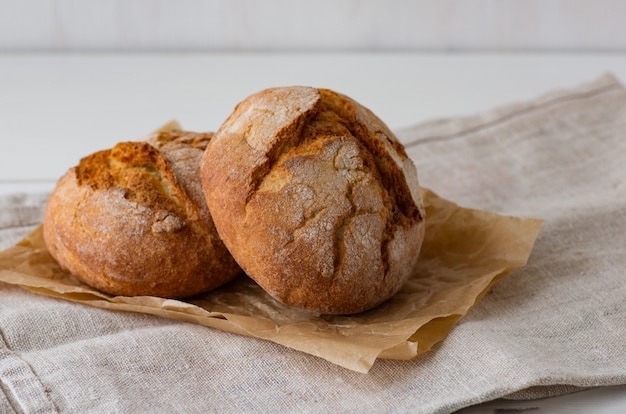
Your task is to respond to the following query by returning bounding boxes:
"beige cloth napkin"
[1,74,625,413]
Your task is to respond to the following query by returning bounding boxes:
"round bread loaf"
[43,129,242,298]
[201,86,426,314]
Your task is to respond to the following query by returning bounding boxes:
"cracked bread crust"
[201,87,425,314]
[43,130,242,298]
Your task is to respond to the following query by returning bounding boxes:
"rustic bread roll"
[201,86,426,314]
[43,129,242,298]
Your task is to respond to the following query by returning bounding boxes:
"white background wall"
[1,0,626,52]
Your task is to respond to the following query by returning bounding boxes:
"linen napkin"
[1,74,625,413]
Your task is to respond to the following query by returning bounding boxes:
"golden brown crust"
[44,130,242,298]
[201,87,425,314]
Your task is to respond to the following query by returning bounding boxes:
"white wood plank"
[1,0,626,52]
[2,52,626,182]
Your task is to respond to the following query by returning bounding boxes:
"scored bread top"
[76,142,186,229]
[202,86,425,314]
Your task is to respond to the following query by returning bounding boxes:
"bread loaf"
[43,129,242,298]
[201,86,425,314]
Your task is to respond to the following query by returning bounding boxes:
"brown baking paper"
[0,188,542,373]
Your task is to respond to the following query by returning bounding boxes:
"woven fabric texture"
[1,74,625,413]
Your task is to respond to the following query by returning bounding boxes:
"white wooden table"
[1,52,625,412]
[3,52,626,196]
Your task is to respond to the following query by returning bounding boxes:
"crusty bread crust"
[43,130,242,298]
[201,87,425,314]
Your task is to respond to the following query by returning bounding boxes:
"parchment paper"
[0,187,541,373]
